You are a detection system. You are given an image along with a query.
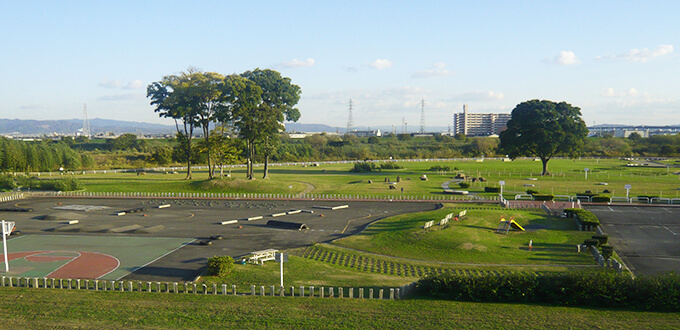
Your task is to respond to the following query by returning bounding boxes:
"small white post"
[2,220,8,273]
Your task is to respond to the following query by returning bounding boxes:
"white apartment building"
[453,105,511,136]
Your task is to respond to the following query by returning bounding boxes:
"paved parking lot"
[585,205,680,276]
[2,197,435,282]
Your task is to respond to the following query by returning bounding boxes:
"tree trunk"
[204,127,214,179]
[247,140,255,180]
[541,157,550,176]
[262,154,269,179]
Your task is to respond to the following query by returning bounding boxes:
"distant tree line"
[0,137,92,173]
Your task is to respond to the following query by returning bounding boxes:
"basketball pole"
[2,220,8,272]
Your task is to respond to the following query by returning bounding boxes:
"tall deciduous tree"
[240,69,301,179]
[147,70,201,179]
[499,99,587,175]
[220,75,263,180]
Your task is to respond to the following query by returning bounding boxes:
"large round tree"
[499,99,588,175]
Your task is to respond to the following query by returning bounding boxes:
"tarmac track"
[3,197,436,282]
[585,204,680,276]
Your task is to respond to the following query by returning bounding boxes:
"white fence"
[0,276,405,299]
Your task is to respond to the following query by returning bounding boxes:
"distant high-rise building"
[453,105,511,136]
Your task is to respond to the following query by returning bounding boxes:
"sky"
[1,1,679,131]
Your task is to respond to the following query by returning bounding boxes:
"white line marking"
[608,206,614,212]
[662,225,679,236]
[118,239,197,280]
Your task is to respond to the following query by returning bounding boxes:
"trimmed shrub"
[484,186,501,193]
[583,238,600,247]
[601,245,614,260]
[566,209,600,228]
[429,165,451,171]
[459,182,470,189]
[526,189,539,195]
[592,195,611,203]
[206,255,235,277]
[532,194,554,201]
[414,272,680,312]
[592,235,609,245]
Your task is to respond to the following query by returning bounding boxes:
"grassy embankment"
[2,288,679,329]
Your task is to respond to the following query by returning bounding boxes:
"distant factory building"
[453,105,511,136]
[613,129,649,138]
[347,129,382,137]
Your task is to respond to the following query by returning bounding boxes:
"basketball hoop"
[2,220,15,272]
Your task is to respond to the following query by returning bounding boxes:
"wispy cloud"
[98,93,140,101]
[597,44,674,62]
[453,90,504,101]
[369,59,393,69]
[601,87,649,98]
[98,80,121,88]
[123,80,144,89]
[412,63,453,78]
[281,58,315,68]
[544,51,580,65]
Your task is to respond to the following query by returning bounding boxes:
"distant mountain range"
[0,119,454,136]
[0,118,176,136]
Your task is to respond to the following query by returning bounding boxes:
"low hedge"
[414,272,680,312]
[592,235,609,245]
[484,186,501,193]
[592,195,611,203]
[564,208,600,228]
[532,194,554,201]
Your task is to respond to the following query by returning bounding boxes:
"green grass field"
[198,204,602,292]
[2,288,679,329]
[332,204,594,265]
[6,157,676,327]
[69,158,680,200]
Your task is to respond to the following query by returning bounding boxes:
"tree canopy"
[148,68,301,180]
[499,99,588,175]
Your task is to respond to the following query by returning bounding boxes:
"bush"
[601,245,614,260]
[526,189,539,195]
[429,165,451,171]
[583,238,600,247]
[414,272,680,312]
[592,235,609,245]
[532,194,554,201]
[206,255,234,277]
[0,175,16,191]
[379,162,403,170]
[484,186,501,193]
[349,162,376,173]
[30,177,83,191]
[565,208,600,228]
[592,195,611,203]
[459,182,470,189]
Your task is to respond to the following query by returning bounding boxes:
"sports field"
[2,235,193,280]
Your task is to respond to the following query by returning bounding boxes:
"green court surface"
[1,235,194,280]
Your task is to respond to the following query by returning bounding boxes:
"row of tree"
[147,68,300,180]
[0,138,92,173]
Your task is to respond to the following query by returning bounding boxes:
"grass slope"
[2,288,678,329]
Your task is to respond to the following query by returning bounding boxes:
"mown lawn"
[333,204,595,265]
[1,288,678,329]
[66,158,680,200]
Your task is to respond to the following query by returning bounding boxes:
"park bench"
[248,249,278,265]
